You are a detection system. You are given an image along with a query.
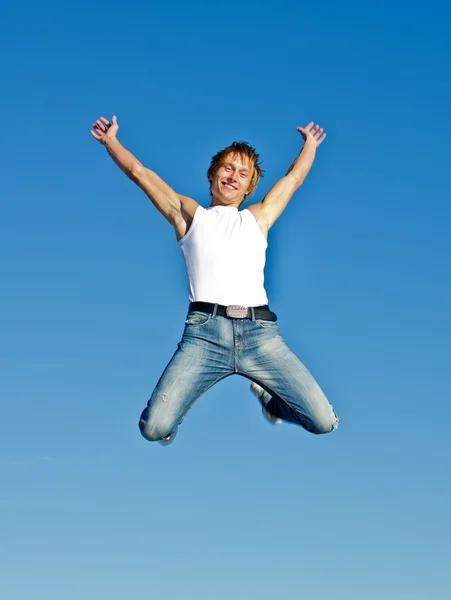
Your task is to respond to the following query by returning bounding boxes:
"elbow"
[286,173,304,190]
[129,162,145,184]
[292,176,304,188]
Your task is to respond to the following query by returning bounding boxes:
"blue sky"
[1,0,450,598]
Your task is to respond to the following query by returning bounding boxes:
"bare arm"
[248,122,326,234]
[90,116,198,235]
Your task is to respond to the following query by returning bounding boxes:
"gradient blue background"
[1,0,450,598]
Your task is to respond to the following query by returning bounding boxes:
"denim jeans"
[139,310,338,441]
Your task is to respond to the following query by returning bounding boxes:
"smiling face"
[209,152,254,207]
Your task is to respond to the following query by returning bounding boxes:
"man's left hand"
[296,122,326,148]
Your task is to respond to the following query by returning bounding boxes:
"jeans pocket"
[255,319,278,329]
[185,311,211,327]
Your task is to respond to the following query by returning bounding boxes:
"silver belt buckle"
[226,305,249,319]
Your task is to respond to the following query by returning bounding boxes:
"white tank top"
[178,205,269,306]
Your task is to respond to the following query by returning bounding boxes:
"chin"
[219,193,237,203]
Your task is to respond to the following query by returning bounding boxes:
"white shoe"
[250,383,282,426]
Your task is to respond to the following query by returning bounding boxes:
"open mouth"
[222,182,237,191]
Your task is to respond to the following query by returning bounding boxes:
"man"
[90,116,338,444]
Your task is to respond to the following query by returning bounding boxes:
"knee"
[138,407,176,442]
[308,411,339,435]
[139,418,175,442]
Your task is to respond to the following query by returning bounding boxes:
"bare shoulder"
[173,195,200,241]
[244,202,268,238]
[179,195,199,219]
[245,202,262,218]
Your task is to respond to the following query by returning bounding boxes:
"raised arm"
[248,122,326,235]
[90,116,198,239]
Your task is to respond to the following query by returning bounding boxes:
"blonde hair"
[207,141,263,199]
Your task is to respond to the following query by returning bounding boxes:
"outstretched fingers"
[91,117,106,139]
[95,118,109,132]
[297,122,327,147]
[89,115,117,142]
[311,125,326,146]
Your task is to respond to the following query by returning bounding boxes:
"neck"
[210,197,245,209]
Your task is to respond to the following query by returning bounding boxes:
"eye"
[240,172,248,177]
[224,166,232,171]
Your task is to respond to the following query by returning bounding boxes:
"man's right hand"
[89,114,198,239]
[90,116,119,145]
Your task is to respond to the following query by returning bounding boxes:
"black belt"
[189,302,277,321]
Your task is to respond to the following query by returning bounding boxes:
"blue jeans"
[139,310,338,441]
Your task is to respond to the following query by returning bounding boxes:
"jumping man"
[90,116,338,444]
